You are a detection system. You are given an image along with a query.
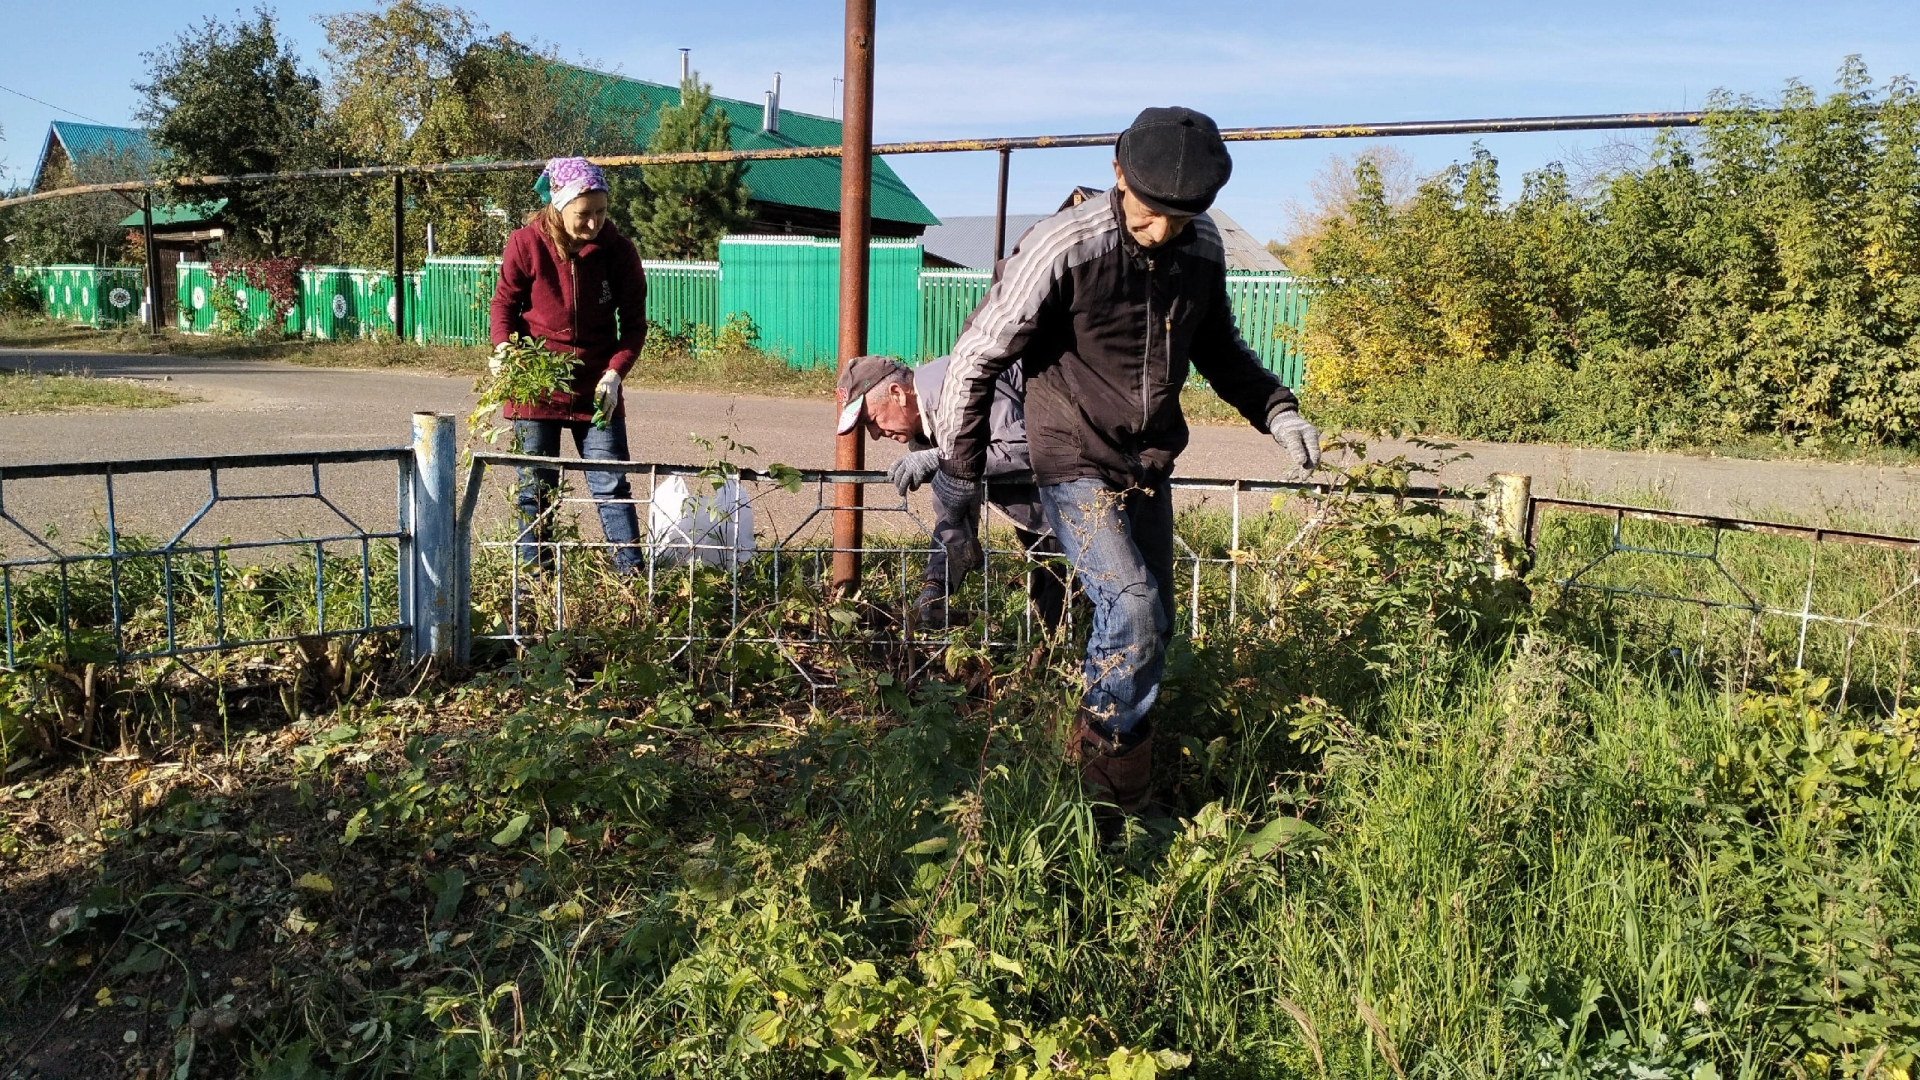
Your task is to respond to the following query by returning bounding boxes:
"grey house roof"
[922,207,1288,272]
[920,215,1049,269]
[1204,210,1288,272]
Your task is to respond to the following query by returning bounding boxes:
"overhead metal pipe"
[0,110,1726,210]
[832,0,876,594]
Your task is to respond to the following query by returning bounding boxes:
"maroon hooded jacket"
[488,221,648,422]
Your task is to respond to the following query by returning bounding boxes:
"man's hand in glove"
[488,341,508,378]
[888,449,941,496]
[593,370,623,423]
[930,470,984,574]
[1269,407,1323,471]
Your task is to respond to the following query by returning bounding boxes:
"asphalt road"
[3,349,1917,557]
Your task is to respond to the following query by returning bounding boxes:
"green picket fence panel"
[913,269,1309,388]
[24,256,1305,381]
[1225,272,1311,390]
[918,270,990,360]
[42,265,99,325]
[94,268,145,328]
[175,262,300,336]
[644,260,719,335]
[717,236,922,369]
[418,257,499,346]
[177,263,216,332]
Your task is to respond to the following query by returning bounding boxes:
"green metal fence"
[24,256,1315,386]
[717,236,922,368]
[1225,272,1311,389]
[175,263,302,336]
[417,257,499,346]
[915,268,1310,389]
[644,260,720,335]
[918,270,991,361]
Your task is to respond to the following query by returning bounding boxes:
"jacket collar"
[1109,186,1194,263]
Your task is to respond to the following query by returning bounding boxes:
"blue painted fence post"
[408,412,459,663]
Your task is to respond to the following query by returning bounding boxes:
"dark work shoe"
[912,584,950,631]
[1071,713,1154,817]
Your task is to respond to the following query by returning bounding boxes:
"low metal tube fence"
[1530,497,1920,707]
[455,450,1473,701]
[0,448,415,675]
[8,418,1919,717]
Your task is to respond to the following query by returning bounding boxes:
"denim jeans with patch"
[512,419,642,573]
[1038,477,1175,739]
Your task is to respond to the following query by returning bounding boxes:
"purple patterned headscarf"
[534,157,608,211]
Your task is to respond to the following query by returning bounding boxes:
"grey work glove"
[889,448,942,496]
[930,469,984,574]
[1269,407,1323,471]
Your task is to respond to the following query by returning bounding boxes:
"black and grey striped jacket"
[936,187,1298,490]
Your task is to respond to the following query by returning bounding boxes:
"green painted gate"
[717,237,922,368]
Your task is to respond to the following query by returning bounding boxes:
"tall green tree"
[320,0,645,266]
[613,77,753,260]
[1,145,150,266]
[136,8,333,258]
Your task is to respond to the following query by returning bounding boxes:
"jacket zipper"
[569,259,580,412]
[1141,257,1153,431]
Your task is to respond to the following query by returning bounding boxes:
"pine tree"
[618,77,753,261]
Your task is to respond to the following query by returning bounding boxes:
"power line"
[0,81,111,127]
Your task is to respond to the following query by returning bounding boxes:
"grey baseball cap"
[835,355,911,434]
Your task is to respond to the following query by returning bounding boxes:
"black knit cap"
[1115,106,1232,216]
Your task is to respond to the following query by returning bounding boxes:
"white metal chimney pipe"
[679,48,690,82]
[772,71,782,113]
[763,91,778,133]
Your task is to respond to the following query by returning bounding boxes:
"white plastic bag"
[648,475,756,568]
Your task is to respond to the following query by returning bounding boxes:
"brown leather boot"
[1071,713,1154,816]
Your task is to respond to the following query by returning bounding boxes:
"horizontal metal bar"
[0,447,410,481]
[2,531,403,570]
[118,623,407,664]
[0,110,1724,209]
[469,452,1465,501]
[1533,497,1920,552]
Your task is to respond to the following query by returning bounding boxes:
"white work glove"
[889,448,942,496]
[488,341,507,377]
[593,369,623,420]
[1269,407,1322,471]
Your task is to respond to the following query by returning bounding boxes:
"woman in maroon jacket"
[488,157,648,574]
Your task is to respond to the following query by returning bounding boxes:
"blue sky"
[3,1,1917,242]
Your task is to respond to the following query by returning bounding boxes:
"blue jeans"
[513,419,642,573]
[1038,478,1176,739]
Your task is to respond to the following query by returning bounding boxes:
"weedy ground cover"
[1,468,1918,1079]
[0,367,188,416]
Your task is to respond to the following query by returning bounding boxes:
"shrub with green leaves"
[1304,59,1920,451]
[470,332,583,446]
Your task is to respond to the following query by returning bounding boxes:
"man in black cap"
[836,354,1065,630]
[936,106,1322,817]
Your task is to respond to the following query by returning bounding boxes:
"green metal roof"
[563,65,940,228]
[34,122,156,190]
[117,199,228,228]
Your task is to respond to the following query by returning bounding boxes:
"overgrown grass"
[0,366,188,415]
[2,470,1919,1078]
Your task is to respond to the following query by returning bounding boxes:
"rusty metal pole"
[832,0,875,593]
[993,147,1010,264]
